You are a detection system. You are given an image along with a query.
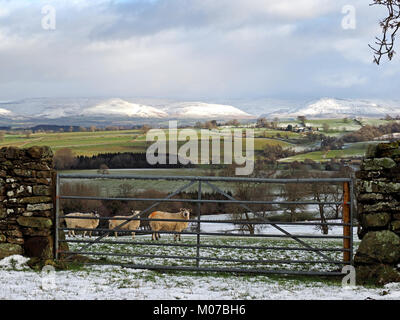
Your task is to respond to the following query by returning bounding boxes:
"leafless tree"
[97,164,110,174]
[370,0,400,64]
[54,148,77,170]
[231,182,275,234]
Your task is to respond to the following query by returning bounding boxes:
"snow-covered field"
[0,220,396,300]
[1,254,399,300]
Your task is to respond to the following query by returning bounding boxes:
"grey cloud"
[0,0,399,103]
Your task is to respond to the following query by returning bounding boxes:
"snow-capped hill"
[269,98,400,119]
[82,99,168,118]
[164,102,254,119]
[0,108,12,117]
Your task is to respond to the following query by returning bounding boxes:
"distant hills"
[0,98,254,124]
[1,97,400,127]
[267,98,400,119]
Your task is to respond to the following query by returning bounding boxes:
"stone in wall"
[355,141,400,285]
[0,146,57,260]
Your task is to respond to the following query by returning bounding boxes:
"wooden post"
[51,170,60,260]
[343,182,351,264]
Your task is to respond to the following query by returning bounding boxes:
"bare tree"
[370,0,400,64]
[97,164,110,174]
[308,175,334,235]
[141,124,152,134]
[297,116,306,126]
[25,130,32,138]
[231,182,274,235]
[54,148,76,170]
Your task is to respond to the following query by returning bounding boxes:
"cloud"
[0,0,398,103]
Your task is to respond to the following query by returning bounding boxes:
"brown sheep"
[108,210,141,239]
[149,208,191,241]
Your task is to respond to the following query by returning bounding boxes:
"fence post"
[343,181,351,264]
[196,181,202,268]
[54,172,60,260]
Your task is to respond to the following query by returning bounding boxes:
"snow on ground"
[199,214,358,238]
[0,257,399,300]
[0,218,377,300]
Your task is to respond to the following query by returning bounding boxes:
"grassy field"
[1,130,145,156]
[59,168,231,194]
[280,141,379,162]
[1,128,292,158]
[0,119,391,162]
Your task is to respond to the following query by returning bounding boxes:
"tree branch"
[370,0,400,64]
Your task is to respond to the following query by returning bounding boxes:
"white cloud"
[0,7,10,18]
[0,0,398,101]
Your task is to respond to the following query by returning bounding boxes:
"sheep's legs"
[174,234,182,241]
[152,232,160,241]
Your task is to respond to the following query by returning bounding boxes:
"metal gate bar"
[83,262,345,277]
[60,227,349,239]
[60,239,350,252]
[61,250,345,265]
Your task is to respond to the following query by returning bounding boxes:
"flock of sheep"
[64,208,192,241]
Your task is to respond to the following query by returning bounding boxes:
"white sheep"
[108,210,141,239]
[149,208,191,241]
[65,212,100,237]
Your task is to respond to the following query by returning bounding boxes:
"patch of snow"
[200,214,358,238]
[270,98,400,119]
[82,98,168,118]
[0,108,12,116]
[0,264,398,300]
[0,255,30,271]
[163,102,254,119]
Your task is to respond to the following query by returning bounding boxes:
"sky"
[0,0,398,104]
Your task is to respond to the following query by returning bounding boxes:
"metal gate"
[55,174,354,276]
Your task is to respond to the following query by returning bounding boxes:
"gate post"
[343,181,351,264]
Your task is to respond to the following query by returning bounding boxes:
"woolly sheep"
[65,212,100,237]
[149,208,191,241]
[108,210,141,239]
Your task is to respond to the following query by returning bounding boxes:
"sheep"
[149,208,191,241]
[65,211,100,237]
[108,210,141,239]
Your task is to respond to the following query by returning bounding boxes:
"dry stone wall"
[0,146,55,260]
[355,141,400,285]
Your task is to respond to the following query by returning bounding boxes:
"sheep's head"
[179,208,191,219]
[92,210,100,218]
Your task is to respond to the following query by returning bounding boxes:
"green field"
[60,168,229,194]
[1,130,145,156]
[0,119,392,163]
[0,128,292,158]
[280,141,379,162]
